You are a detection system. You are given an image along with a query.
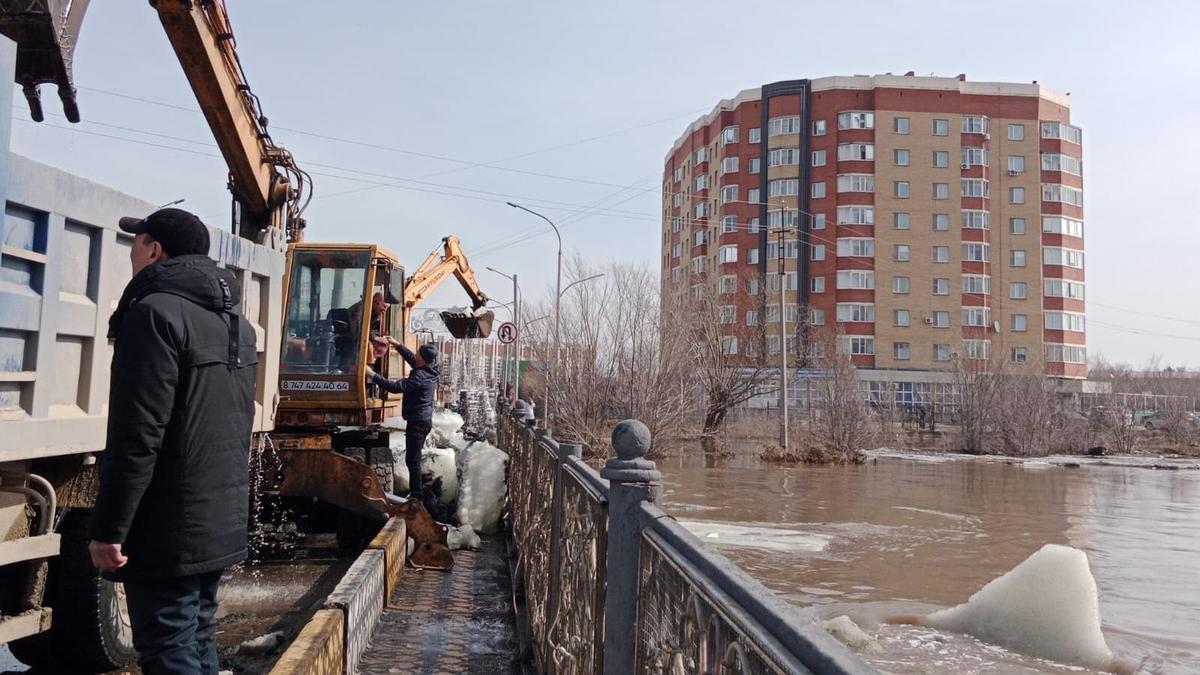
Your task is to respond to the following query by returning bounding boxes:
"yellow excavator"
[0,2,491,667]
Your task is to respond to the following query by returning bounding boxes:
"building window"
[1040,122,1082,144]
[837,174,875,192]
[811,182,826,199]
[749,158,761,174]
[1010,250,1027,267]
[1043,246,1085,268]
[670,268,681,283]
[748,127,761,143]
[695,147,709,164]
[837,238,875,257]
[671,242,682,258]
[837,143,874,161]
[811,213,826,230]
[1042,216,1083,237]
[932,151,950,168]
[768,179,799,197]
[720,156,739,175]
[894,181,910,198]
[1045,311,1087,332]
[894,116,910,134]
[836,206,874,225]
[933,182,950,200]
[1041,153,1083,175]
[768,209,800,230]
[671,216,682,232]
[933,278,950,295]
[1044,279,1085,299]
[894,212,911,230]
[768,116,802,136]
[691,257,706,274]
[694,174,708,191]
[961,147,989,166]
[932,245,949,263]
[893,276,910,294]
[932,311,951,328]
[720,185,739,204]
[766,238,799,260]
[673,167,683,183]
[673,193,681,207]
[718,245,737,263]
[838,111,874,129]
[1007,155,1025,173]
[1010,217,1027,235]
[894,149,910,166]
[811,149,827,167]
[811,119,826,136]
[961,115,989,135]
[811,244,826,261]
[836,270,874,289]
[894,244,911,262]
[810,276,825,293]
[1008,123,1025,141]
[721,215,738,233]
[692,228,707,246]
[1011,347,1027,364]
[747,188,760,204]
[694,202,708,219]
[1010,186,1026,204]
[769,147,802,166]
[933,344,952,362]
[836,303,875,322]
[961,210,989,229]
[718,305,737,324]
[961,179,989,197]
[962,307,990,327]
[1012,314,1028,332]
[962,274,990,294]
[719,275,737,294]
[963,339,991,360]
[842,336,875,355]
[1042,183,1085,206]
[1045,343,1087,364]
[747,277,759,295]
[894,309,910,327]
[962,243,989,262]
[747,248,759,264]
[806,308,824,326]
[721,126,739,145]
[1010,282,1028,299]
[933,118,950,136]
[893,342,911,360]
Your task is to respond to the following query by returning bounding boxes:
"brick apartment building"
[661,74,1086,404]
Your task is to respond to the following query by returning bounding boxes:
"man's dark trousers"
[405,418,432,495]
[124,570,223,675]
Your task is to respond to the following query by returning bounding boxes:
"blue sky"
[12,0,1200,365]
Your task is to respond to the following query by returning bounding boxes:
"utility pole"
[777,224,790,449]
[512,273,521,403]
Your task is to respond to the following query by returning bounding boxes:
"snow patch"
[238,631,285,654]
[448,524,481,550]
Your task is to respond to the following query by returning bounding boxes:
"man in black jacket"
[365,339,439,496]
[89,208,258,675]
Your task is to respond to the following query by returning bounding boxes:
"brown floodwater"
[657,450,1200,674]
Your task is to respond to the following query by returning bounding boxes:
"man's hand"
[371,335,390,347]
[387,336,401,347]
[364,365,376,379]
[88,541,128,573]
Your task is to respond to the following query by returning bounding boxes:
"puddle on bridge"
[657,451,1200,674]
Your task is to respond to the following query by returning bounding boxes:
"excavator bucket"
[441,308,494,339]
[0,0,90,123]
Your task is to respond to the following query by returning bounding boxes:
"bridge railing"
[498,402,875,675]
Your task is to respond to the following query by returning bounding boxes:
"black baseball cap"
[119,207,211,257]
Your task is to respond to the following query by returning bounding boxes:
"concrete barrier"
[367,517,407,599]
[324,548,386,674]
[267,609,345,675]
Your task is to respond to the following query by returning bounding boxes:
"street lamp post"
[506,202,562,429]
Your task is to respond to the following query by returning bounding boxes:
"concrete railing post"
[599,420,660,675]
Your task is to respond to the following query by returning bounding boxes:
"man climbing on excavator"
[365,338,440,501]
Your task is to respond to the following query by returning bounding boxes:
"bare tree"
[1147,364,1200,450]
[996,354,1059,456]
[809,327,870,463]
[1087,358,1140,454]
[951,346,1006,454]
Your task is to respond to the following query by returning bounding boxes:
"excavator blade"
[0,0,90,122]
[277,448,454,570]
[441,308,494,339]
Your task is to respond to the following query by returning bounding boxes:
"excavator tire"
[8,509,137,673]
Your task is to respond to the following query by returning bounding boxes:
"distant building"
[661,73,1087,403]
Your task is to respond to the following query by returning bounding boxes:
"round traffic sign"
[497,321,518,344]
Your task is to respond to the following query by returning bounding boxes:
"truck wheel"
[9,509,137,672]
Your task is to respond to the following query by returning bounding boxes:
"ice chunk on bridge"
[421,447,458,505]
[456,441,508,534]
[923,543,1115,670]
[429,410,467,449]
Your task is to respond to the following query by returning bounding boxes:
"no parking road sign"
[497,321,518,344]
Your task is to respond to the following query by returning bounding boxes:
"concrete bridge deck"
[357,537,519,674]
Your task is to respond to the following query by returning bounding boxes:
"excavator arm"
[0,0,309,246]
[404,236,494,339]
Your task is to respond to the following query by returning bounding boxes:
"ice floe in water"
[677,519,830,553]
[922,543,1118,671]
[822,615,882,654]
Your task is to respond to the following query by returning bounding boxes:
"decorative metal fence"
[499,401,874,675]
